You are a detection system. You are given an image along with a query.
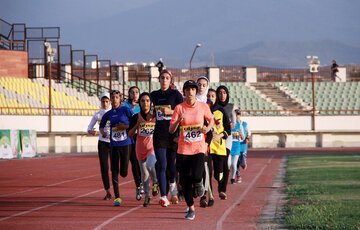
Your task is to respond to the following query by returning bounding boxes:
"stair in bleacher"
[250,82,306,115]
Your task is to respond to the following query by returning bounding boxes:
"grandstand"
[276,82,360,115]
[0,77,99,115]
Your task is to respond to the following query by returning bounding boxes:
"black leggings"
[129,143,141,187]
[211,154,229,193]
[98,140,111,190]
[176,153,205,207]
[111,145,131,198]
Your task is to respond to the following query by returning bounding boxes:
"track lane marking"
[0,174,98,198]
[216,155,275,230]
[93,205,143,230]
[0,180,133,222]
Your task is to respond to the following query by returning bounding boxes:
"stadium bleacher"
[276,82,360,115]
[0,77,99,115]
[1,76,359,116]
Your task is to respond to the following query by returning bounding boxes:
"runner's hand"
[238,130,244,140]
[88,129,96,136]
[161,106,171,115]
[212,133,222,143]
[200,126,208,134]
[177,113,186,123]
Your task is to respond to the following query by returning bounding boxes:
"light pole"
[306,55,320,131]
[189,43,201,73]
[44,42,57,132]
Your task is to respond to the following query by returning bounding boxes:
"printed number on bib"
[183,125,203,142]
[139,123,155,137]
[155,105,171,120]
[112,127,127,142]
[232,131,240,141]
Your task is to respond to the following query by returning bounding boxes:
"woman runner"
[87,92,112,200]
[170,80,214,220]
[151,70,183,207]
[195,76,214,208]
[129,92,159,207]
[124,86,143,200]
[99,90,134,206]
[208,88,231,200]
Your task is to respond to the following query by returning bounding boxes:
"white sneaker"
[159,196,170,207]
[169,182,178,196]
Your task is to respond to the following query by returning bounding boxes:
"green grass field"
[283,152,360,230]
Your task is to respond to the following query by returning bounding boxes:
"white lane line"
[216,155,275,230]
[0,174,98,198]
[93,205,143,230]
[0,180,133,222]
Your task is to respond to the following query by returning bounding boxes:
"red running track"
[1,149,357,230]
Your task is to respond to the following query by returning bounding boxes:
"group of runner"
[87,69,251,220]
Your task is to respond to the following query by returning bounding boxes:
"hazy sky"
[1,0,359,67]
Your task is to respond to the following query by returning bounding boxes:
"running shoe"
[231,179,236,184]
[136,187,142,201]
[194,183,205,198]
[114,198,122,206]
[200,196,208,208]
[169,182,178,197]
[219,192,227,200]
[103,192,112,200]
[208,198,214,207]
[236,176,242,184]
[171,195,179,204]
[185,209,195,220]
[143,196,151,207]
[159,196,170,207]
[152,183,159,197]
[140,183,145,194]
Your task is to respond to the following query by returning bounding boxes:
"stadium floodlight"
[44,42,57,63]
[305,55,320,131]
[189,43,201,72]
[306,55,320,73]
[44,42,57,132]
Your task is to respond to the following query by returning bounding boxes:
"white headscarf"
[99,92,112,117]
[196,76,209,103]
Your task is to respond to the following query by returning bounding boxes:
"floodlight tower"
[306,55,320,130]
[44,42,57,132]
[189,43,201,73]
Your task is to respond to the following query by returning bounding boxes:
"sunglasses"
[110,90,121,95]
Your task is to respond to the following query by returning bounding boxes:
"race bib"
[183,124,203,142]
[232,131,240,141]
[139,122,155,137]
[111,127,127,142]
[155,105,172,121]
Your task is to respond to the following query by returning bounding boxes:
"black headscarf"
[215,85,230,107]
[139,92,152,120]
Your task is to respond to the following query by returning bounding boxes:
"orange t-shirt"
[135,113,156,160]
[170,100,214,155]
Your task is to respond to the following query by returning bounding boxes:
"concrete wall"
[0,50,28,78]
[0,115,93,132]
[1,115,359,153]
[34,130,360,154]
[1,115,359,132]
